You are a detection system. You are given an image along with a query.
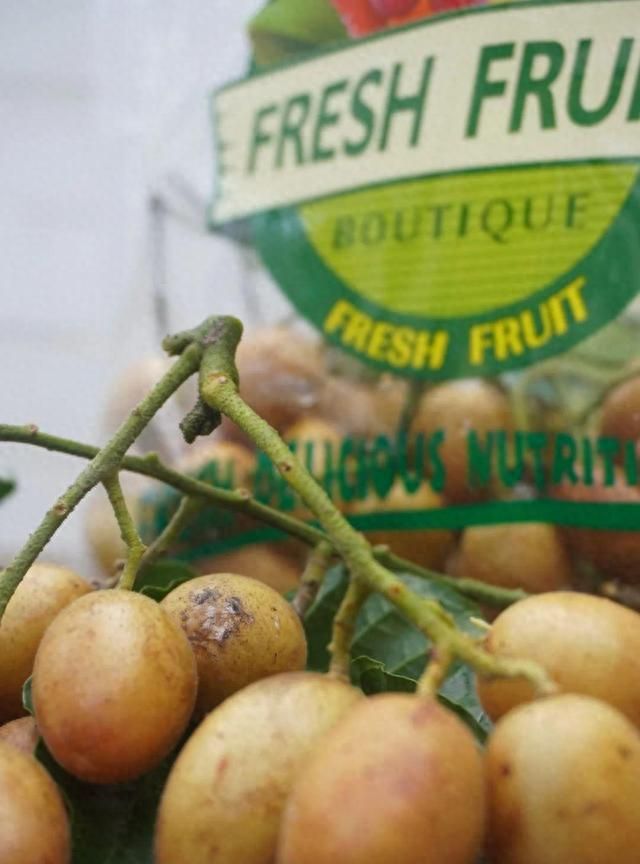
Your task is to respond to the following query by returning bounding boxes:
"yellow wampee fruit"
[0,562,92,723]
[32,590,197,784]
[155,672,361,864]
[486,694,640,864]
[478,591,640,726]
[0,740,70,863]
[277,694,485,864]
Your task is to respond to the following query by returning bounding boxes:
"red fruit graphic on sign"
[369,0,419,18]
[430,0,482,11]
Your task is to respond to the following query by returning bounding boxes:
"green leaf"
[134,559,199,602]
[249,0,347,67]
[35,741,176,864]
[351,656,416,695]
[0,477,15,502]
[304,567,492,741]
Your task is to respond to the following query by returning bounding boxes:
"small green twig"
[103,473,147,590]
[138,496,206,573]
[376,547,527,609]
[328,578,370,681]
[417,644,454,697]
[0,344,203,620]
[292,540,333,619]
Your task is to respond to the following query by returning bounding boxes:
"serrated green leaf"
[350,656,416,695]
[249,0,347,67]
[134,559,199,602]
[305,566,491,741]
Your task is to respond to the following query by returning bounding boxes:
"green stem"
[201,370,555,696]
[0,424,323,548]
[0,424,526,610]
[376,547,527,609]
[202,373,383,583]
[417,644,454,697]
[103,473,147,590]
[138,496,205,574]
[0,344,202,619]
[328,578,370,680]
[292,540,333,619]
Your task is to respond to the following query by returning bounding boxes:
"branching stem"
[0,424,525,609]
[328,578,370,681]
[292,541,333,619]
[103,473,147,591]
[201,361,556,698]
[0,344,202,619]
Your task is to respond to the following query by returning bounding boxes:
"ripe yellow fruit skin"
[486,695,640,864]
[477,592,640,726]
[161,573,307,713]
[277,694,485,864]
[0,562,92,723]
[457,523,573,593]
[32,591,197,784]
[155,672,362,864]
[0,740,70,863]
[0,717,38,754]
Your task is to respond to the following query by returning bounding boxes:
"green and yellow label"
[212,0,640,377]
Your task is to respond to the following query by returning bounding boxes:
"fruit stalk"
[292,541,334,618]
[0,423,527,609]
[102,473,147,590]
[0,343,203,620]
[328,579,370,679]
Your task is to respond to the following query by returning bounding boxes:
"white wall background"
[0,0,289,576]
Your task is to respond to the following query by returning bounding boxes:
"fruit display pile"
[0,314,639,863]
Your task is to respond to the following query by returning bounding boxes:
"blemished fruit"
[0,562,92,723]
[0,740,70,863]
[161,573,307,713]
[347,480,455,569]
[486,695,640,864]
[32,590,197,784]
[410,379,513,503]
[155,672,362,864]
[456,523,573,593]
[552,470,640,583]
[233,326,326,432]
[0,717,38,754]
[199,543,302,593]
[277,694,485,864]
[477,592,640,726]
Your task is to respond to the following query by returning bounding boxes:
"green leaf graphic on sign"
[249,0,346,67]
